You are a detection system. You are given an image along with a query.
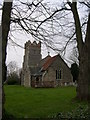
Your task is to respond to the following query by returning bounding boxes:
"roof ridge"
[41,55,51,61]
[41,55,57,71]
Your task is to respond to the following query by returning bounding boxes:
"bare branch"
[79,1,90,8]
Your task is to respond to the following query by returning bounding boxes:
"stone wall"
[23,67,31,87]
[42,67,55,81]
[42,55,73,87]
[28,41,41,67]
[52,56,73,84]
[21,41,31,87]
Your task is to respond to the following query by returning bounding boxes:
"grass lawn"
[4,85,88,118]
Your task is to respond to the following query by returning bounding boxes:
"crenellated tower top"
[24,40,42,67]
[25,40,41,49]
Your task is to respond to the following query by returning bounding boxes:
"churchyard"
[4,85,88,118]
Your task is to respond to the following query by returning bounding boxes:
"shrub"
[2,110,16,120]
[71,63,79,82]
[6,72,20,85]
[50,105,90,119]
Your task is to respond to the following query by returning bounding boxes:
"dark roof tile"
[42,55,57,71]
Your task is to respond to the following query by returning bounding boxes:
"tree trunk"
[76,45,88,100]
[71,2,90,100]
[85,13,90,100]
[2,1,13,117]
[77,13,90,101]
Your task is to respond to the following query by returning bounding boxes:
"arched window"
[56,70,61,80]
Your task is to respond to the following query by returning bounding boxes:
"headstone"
[65,82,67,86]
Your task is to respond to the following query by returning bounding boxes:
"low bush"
[51,105,90,119]
[2,110,16,120]
[6,72,20,85]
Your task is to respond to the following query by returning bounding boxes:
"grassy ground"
[4,85,88,118]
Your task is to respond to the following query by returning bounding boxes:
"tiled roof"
[41,55,58,71]
[39,55,51,67]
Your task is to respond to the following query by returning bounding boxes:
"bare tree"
[67,2,90,101]
[7,61,18,75]
[1,0,13,118]
[69,47,79,65]
[1,1,90,112]
[13,0,89,100]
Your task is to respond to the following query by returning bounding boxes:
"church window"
[56,70,62,80]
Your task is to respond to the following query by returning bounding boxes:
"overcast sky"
[6,0,61,68]
[6,0,67,68]
[0,0,58,68]
[0,0,89,69]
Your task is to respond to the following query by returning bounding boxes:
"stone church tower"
[21,40,41,87]
[28,41,41,67]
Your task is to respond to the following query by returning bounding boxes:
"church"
[21,40,73,87]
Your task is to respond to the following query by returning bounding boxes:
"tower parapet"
[25,40,41,48]
[24,40,42,67]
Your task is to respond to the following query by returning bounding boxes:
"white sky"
[0,0,89,68]
[6,31,58,68]
[6,0,61,68]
